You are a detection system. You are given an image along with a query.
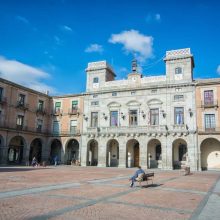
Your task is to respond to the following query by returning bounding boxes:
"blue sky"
[0,0,219,95]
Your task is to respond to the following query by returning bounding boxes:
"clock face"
[132,77,136,81]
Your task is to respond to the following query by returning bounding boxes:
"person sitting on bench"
[129,166,145,187]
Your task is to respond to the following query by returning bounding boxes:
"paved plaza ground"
[0,166,219,220]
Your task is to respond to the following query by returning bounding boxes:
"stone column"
[163,136,173,170]
[80,135,88,166]
[139,138,147,169]
[0,146,8,165]
[118,138,126,168]
[97,138,106,167]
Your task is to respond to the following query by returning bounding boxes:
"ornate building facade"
[0,48,219,171]
[81,48,198,170]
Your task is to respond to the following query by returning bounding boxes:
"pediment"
[147,98,163,106]
[126,100,141,106]
[107,102,121,108]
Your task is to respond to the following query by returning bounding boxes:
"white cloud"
[109,29,153,62]
[85,44,103,53]
[15,15,29,24]
[146,13,161,23]
[217,65,220,75]
[60,25,73,32]
[0,56,56,94]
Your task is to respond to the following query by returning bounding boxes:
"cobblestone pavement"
[0,166,219,220]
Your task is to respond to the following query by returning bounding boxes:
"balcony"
[36,108,47,116]
[201,100,218,108]
[198,127,220,134]
[68,108,80,116]
[0,97,7,105]
[16,101,29,110]
[52,109,62,116]
[86,125,167,136]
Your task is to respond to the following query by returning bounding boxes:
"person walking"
[54,155,58,166]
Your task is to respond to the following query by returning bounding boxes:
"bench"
[136,172,154,187]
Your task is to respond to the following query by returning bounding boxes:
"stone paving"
[0,166,219,220]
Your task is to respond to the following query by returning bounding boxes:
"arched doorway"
[126,139,139,168]
[8,136,26,164]
[172,139,187,169]
[65,139,79,164]
[29,138,42,164]
[106,139,119,167]
[201,138,220,170]
[50,139,62,165]
[87,139,98,166]
[147,139,162,168]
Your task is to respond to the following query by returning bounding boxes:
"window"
[204,90,214,106]
[70,120,77,134]
[0,87,3,101]
[37,119,43,132]
[174,95,184,101]
[18,94,25,106]
[93,94,98,98]
[129,110,138,126]
[112,92,117,97]
[174,107,184,125]
[93,77,99,83]
[91,101,99,106]
[53,121,60,134]
[175,67,182,74]
[16,115,24,129]
[91,112,98,127]
[55,102,61,113]
[72,100,78,110]
[205,114,215,131]
[110,111,118,127]
[131,91,136,95]
[150,108,159,125]
[38,100,44,111]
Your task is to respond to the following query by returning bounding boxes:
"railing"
[201,100,218,108]
[36,108,47,115]
[172,124,187,130]
[0,97,7,105]
[16,101,29,110]
[87,125,167,134]
[68,108,80,115]
[52,109,63,116]
[198,127,220,133]
[51,129,81,136]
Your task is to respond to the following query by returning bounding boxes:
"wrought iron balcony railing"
[201,100,218,108]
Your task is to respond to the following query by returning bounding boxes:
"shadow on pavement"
[0,167,50,172]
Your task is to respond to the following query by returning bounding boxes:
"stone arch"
[147,139,162,168]
[87,139,98,166]
[172,138,188,169]
[29,138,42,164]
[201,138,220,170]
[50,139,62,165]
[106,139,119,167]
[65,138,79,165]
[8,135,26,164]
[126,139,139,168]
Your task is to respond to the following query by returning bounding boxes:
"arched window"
[175,67,182,74]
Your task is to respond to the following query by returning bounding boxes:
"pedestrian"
[129,166,145,187]
[31,157,38,167]
[54,155,58,166]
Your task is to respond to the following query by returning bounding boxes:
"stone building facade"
[0,48,219,171]
[81,48,198,170]
[0,78,84,165]
[196,79,220,170]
